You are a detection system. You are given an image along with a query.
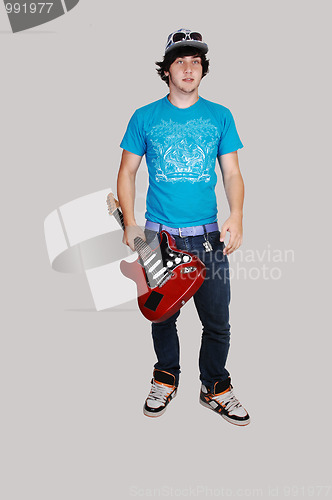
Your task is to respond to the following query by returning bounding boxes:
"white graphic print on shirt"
[148,118,219,184]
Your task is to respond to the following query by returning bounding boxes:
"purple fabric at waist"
[145,220,219,237]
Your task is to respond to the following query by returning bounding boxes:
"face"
[164,55,203,95]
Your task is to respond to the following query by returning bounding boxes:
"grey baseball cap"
[165,28,208,55]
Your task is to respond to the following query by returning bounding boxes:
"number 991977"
[5,3,53,14]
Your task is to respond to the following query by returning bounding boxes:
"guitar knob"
[175,257,181,264]
[167,261,173,268]
[183,255,190,262]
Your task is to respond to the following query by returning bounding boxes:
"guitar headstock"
[106,192,120,216]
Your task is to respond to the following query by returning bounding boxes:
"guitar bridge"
[157,272,174,288]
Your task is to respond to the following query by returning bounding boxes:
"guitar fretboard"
[107,193,170,286]
[134,236,153,261]
[113,208,125,230]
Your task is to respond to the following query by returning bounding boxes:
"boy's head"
[156,31,209,87]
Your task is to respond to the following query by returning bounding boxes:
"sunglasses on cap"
[166,30,203,50]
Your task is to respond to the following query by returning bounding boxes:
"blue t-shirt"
[120,95,243,227]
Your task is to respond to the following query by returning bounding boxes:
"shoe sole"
[199,398,250,426]
[143,406,167,418]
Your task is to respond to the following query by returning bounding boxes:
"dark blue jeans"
[144,228,231,390]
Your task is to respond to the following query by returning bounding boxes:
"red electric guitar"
[106,193,206,323]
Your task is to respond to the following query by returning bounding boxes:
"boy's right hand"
[123,225,146,252]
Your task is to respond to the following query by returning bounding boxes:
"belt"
[145,220,219,237]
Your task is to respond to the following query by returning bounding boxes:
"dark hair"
[156,46,209,86]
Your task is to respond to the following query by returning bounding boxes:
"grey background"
[1,0,331,498]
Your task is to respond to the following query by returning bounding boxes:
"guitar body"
[120,231,206,323]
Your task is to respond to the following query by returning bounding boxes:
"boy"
[117,29,250,425]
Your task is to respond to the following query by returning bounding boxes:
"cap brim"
[165,40,208,55]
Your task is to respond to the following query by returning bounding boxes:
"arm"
[217,151,245,255]
[117,149,145,250]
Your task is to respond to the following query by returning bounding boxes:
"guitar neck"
[113,207,125,231]
[134,235,153,261]
[107,192,152,262]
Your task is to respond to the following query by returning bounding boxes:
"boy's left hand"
[220,215,243,255]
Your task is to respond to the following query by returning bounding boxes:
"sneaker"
[143,369,177,417]
[199,377,250,426]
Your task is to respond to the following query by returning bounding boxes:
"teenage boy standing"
[117,29,250,425]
